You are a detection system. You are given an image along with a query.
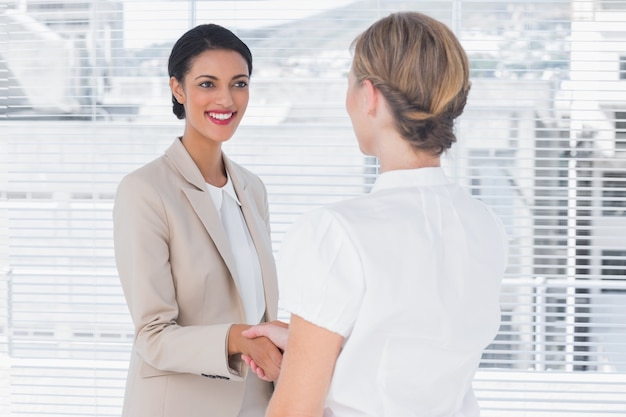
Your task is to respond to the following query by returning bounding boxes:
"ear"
[170,76,185,104]
[361,79,379,116]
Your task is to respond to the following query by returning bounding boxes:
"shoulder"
[287,204,357,249]
[278,205,366,337]
[456,186,506,227]
[314,193,380,229]
[115,155,173,207]
[120,154,170,184]
[330,193,373,215]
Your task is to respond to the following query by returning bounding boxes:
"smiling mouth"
[208,112,234,121]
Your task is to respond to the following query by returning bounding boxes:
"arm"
[114,173,282,379]
[266,314,344,417]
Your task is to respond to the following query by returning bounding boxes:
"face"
[345,68,374,156]
[171,49,250,145]
[345,69,359,120]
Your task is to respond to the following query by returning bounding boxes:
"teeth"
[209,112,233,120]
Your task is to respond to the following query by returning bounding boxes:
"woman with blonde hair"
[244,11,508,417]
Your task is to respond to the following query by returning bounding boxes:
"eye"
[199,81,214,88]
[233,80,248,88]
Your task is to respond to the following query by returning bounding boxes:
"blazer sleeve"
[113,172,244,380]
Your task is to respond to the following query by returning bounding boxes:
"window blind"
[1,1,625,416]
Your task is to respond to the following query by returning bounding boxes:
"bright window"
[1,1,625,415]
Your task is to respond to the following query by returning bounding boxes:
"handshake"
[240,320,289,382]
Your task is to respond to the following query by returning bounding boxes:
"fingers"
[251,359,270,381]
[254,365,270,381]
[242,354,252,367]
[242,323,289,351]
[243,353,272,381]
[239,322,291,381]
[241,320,288,339]
[241,326,265,339]
[268,320,289,329]
[242,336,283,381]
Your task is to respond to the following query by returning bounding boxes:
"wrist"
[227,324,251,355]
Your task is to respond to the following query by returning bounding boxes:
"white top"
[206,175,265,325]
[278,167,508,417]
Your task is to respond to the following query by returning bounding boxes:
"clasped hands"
[240,320,289,381]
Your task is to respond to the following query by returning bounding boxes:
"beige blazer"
[113,138,278,417]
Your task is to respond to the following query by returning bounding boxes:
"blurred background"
[1,0,625,415]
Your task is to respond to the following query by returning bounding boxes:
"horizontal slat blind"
[451,1,626,414]
[1,1,625,416]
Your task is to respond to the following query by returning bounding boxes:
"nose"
[215,86,234,107]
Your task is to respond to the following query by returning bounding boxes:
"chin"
[210,128,238,143]
[357,143,374,157]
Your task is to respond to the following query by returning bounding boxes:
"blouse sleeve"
[277,208,365,338]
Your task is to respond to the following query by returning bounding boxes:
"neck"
[180,135,227,186]
[376,132,440,173]
[379,155,440,173]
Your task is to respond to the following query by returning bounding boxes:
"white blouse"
[278,167,508,417]
[206,175,265,325]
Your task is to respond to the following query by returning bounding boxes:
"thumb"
[241,325,266,339]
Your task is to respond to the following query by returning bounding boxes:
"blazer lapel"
[164,139,241,295]
[225,156,278,321]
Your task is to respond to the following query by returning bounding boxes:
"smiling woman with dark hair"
[113,24,282,417]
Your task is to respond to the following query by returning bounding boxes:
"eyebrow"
[194,74,249,81]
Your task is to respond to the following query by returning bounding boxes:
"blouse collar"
[371,167,452,193]
[206,173,242,212]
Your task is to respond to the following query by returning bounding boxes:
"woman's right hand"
[240,321,289,380]
[228,324,284,381]
[242,320,289,350]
